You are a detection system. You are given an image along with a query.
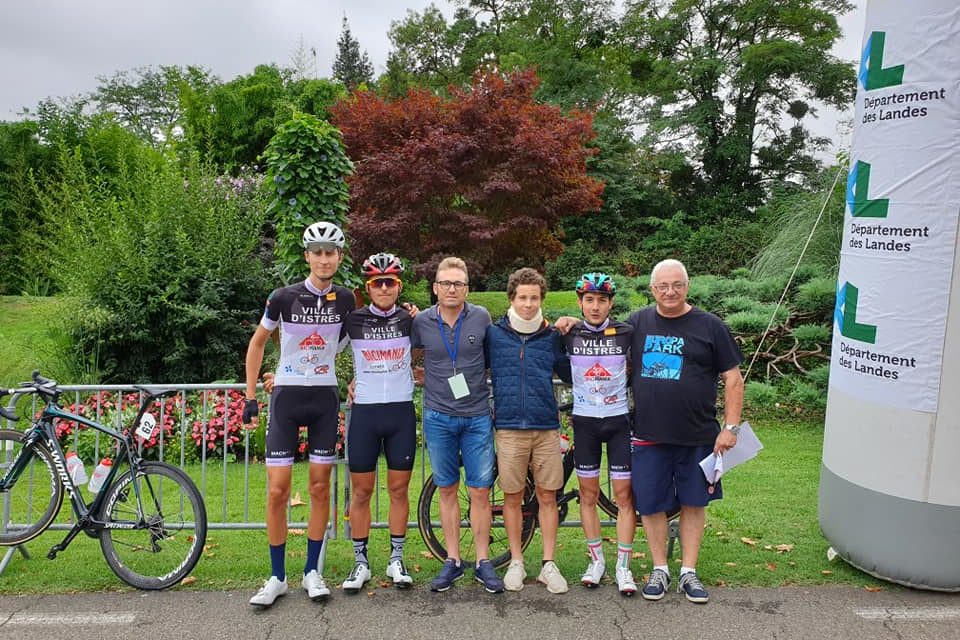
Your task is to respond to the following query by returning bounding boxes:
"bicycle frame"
[0,391,160,556]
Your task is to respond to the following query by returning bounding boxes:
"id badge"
[447,373,470,399]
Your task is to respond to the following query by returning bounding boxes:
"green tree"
[332,16,374,90]
[262,113,356,285]
[620,0,855,218]
[93,65,217,144]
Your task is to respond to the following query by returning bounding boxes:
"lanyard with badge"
[438,310,470,399]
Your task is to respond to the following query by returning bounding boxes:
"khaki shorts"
[495,429,564,494]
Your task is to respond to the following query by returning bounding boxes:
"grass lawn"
[0,296,67,384]
[0,414,884,595]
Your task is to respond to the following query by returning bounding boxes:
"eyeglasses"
[652,281,688,293]
[367,278,401,289]
[436,280,468,291]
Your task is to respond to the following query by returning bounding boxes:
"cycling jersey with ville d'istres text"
[260,280,356,387]
[343,305,414,404]
[562,319,633,418]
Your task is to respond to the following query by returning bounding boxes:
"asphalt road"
[1,583,958,640]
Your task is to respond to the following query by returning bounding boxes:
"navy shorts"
[572,414,631,481]
[347,401,417,473]
[631,443,722,516]
[266,386,340,466]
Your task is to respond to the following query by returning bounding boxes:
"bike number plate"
[137,413,157,440]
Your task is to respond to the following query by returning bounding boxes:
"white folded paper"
[699,422,763,484]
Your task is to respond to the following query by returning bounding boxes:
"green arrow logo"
[859,31,904,90]
[846,160,889,218]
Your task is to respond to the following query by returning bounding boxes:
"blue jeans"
[423,408,495,488]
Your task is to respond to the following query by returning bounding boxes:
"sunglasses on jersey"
[366,277,402,289]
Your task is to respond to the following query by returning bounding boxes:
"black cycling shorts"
[266,386,340,466]
[572,413,632,481]
[346,401,417,473]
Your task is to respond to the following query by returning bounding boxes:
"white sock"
[680,565,695,576]
[654,564,669,576]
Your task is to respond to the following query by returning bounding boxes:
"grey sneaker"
[537,560,569,594]
[678,571,710,603]
[302,570,330,601]
[504,559,526,591]
[641,568,670,601]
[249,576,288,607]
[581,559,605,588]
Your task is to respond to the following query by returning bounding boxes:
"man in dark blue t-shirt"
[627,259,743,605]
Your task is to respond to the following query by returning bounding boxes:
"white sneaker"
[503,559,526,592]
[342,562,371,594]
[249,576,288,607]
[581,559,605,588]
[302,570,330,601]
[386,559,413,589]
[537,561,569,594]
[615,566,637,596]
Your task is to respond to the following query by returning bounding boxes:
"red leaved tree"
[330,69,604,280]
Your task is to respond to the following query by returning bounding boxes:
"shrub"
[804,364,830,390]
[792,323,831,349]
[725,311,773,335]
[744,381,779,408]
[545,240,616,290]
[786,377,826,410]
[719,295,766,315]
[795,276,836,320]
[35,144,272,383]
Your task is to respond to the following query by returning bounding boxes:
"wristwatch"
[725,424,741,436]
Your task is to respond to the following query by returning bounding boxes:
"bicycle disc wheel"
[416,468,536,570]
[98,462,207,589]
[0,429,63,545]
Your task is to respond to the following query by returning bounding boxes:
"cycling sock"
[586,537,604,563]
[352,537,369,566]
[269,543,286,582]
[616,543,632,570]
[389,535,405,563]
[304,537,323,575]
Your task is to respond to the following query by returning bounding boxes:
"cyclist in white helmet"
[244,221,355,607]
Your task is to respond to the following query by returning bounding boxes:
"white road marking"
[5,612,137,625]
[853,607,960,621]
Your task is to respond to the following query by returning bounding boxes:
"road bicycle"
[417,403,681,569]
[0,372,207,589]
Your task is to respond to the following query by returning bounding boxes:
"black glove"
[242,399,259,424]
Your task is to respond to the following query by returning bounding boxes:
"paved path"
[1,584,958,640]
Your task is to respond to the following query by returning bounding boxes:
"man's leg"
[306,462,332,541]
[502,491,525,560]
[639,511,669,566]
[468,485,491,560]
[679,505,705,568]
[266,465,293,547]
[349,471,376,539]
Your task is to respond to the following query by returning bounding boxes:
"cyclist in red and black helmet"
[340,252,417,592]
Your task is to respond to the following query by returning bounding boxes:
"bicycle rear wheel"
[417,468,537,569]
[0,429,63,546]
[98,461,207,590]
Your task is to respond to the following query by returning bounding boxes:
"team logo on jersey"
[584,363,612,380]
[603,327,616,336]
[315,365,329,375]
[361,347,406,362]
[325,292,337,301]
[467,334,477,344]
[299,333,327,350]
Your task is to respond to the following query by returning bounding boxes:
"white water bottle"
[88,458,112,493]
[65,452,88,485]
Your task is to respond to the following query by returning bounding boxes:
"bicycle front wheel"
[417,468,537,570]
[98,462,207,590]
[0,429,64,546]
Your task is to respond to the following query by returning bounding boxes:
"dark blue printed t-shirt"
[627,306,742,446]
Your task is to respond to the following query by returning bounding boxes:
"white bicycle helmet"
[302,221,345,249]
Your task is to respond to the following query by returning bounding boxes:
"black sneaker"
[474,559,505,593]
[677,571,709,604]
[430,559,464,592]
[641,568,670,601]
